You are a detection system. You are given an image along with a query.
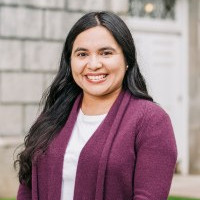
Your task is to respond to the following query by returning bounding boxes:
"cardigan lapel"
[95,91,131,200]
[73,90,132,200]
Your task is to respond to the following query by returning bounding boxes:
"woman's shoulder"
[128,93,170,122]
[127,94,175,143]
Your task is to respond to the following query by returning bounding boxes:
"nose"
[86,55,102,70]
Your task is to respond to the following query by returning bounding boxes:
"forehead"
[72,26,121,50]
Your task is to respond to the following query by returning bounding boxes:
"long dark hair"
[15,11,153,188]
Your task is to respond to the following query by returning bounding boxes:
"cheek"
[109,64,126,83]
[105,58,126,74]
[71,68,82,87]
[71,59,85,76]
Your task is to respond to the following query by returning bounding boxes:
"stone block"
[189,128,200,173]
[0,0,18,4]
[67,0,106,11]
[198,1,200,20]
[109,0,129,13]
[0,137,22,197]
[44,11,82,40]
[198,24,200,51]
[0,105,23,135]
[0,7,43,38]
[28,0,65,8]
[198,74,200,92]
[0,39,22,71]
[0,0,65,8]
[1,72,43,103]
[24,41,62,72]
[24,105,40,133]
[189,98,200,125]
[44,73,56,89]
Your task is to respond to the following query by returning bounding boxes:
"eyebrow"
[73,46,117,54]
[73,47,88,53]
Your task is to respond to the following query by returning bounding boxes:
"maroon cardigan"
[17,90,177,200]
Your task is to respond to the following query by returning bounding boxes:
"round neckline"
[78,109,107,122]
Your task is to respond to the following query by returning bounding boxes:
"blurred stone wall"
[0,0,128,197]
[189,0,200,174]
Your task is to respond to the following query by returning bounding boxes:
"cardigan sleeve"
[133,103,177,200]
[17,183,32,200]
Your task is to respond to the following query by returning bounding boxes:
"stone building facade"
[189,0,200,174]
[0,0,129,197]
[0,0,199,198]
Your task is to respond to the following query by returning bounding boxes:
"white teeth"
[87,75,107,81]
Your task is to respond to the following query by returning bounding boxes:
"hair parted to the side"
[14,11,153,188]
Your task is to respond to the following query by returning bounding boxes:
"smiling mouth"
[86,74,107,81]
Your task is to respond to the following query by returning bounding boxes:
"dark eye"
[101,51,112,56]
[77,52,87,57]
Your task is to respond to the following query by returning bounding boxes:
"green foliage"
[0,199,15,200]
[168,197,200,200]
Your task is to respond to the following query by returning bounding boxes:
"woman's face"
[70,26,126,98]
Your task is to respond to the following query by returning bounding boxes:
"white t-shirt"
[60,109,107,200]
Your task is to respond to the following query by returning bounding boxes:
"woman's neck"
[81,89,122,116]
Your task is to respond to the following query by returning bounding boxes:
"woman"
[16,11,177,200]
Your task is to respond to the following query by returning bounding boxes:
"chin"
[85,89,110,97]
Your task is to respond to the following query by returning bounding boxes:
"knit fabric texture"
[17,90,177,200]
